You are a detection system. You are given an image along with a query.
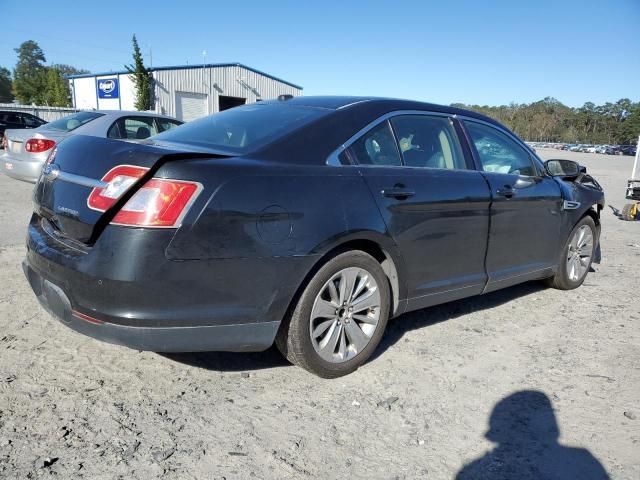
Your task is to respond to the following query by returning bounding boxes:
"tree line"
[451,97,640,145]
[0,38,151,111]
[1,40,638,143]
[0,40,89,107]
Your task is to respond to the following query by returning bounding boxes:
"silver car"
[1,110,182,183]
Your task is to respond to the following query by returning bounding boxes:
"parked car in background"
[22,96,605,378]
[619,145,637,156]
[1,110,182,183]
[0,111,46,148]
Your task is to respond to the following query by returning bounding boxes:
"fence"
[0,103,81,122]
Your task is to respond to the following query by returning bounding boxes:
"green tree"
[52,64,90,77]
[12,40,47,104]
[0,67,13,103]
[126,34,152,111]
[43,67,71,107]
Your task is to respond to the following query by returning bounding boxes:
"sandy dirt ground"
[0,150,638,479]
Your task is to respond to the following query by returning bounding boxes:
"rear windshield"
[44,112,104,132]
[152,103,328,154]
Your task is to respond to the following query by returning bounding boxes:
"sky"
[1,0,639,107]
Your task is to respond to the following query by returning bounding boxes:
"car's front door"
[345,114,492,311]
[462,120,563,291]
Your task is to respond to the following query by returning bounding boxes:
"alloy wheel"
[566,225,594,282]
[309,267,381,363]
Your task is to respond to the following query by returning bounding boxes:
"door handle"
[382,185,415,199]
[496,186,515,198]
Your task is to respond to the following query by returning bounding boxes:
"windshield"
[152,103,329,154]
[44,112,104,132]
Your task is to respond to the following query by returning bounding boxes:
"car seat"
[403,128,445,168]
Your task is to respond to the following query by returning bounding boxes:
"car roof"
[0,110,40,116]
[92,110,180,120]
[264,96,501,126]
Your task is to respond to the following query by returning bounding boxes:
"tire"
[276,250,390,378]
[546,216,597,290]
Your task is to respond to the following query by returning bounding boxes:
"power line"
[3,26,174,65]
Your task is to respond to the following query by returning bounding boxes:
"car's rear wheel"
[276,251,390,378]
[546,216,596,290]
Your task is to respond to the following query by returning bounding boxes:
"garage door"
[175,92,207,122]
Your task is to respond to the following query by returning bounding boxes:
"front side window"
[465,121,537,176]
[390,115,467,169]
[2,113,22,124]
[346,120,402,166]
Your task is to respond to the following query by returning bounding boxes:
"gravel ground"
[0,150,638,479]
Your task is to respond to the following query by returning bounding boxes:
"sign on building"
[97,78,119,99]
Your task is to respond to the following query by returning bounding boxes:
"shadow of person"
[456,390,609,480]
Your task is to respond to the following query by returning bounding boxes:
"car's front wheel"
[276,250,390,378]
[546,215,596,290]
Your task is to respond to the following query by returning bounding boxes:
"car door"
[461,119,563,291]
[344,113,492,311]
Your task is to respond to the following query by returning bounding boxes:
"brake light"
[112,178,201,227]
[87,164,201,228]
[88,165,149,212]
[25,138,56,153]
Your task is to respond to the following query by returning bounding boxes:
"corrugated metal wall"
[153,65,301,118]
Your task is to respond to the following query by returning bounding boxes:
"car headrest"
[136,126,151,139]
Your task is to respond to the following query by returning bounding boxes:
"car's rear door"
[345,113,491,310]
[461,119,563,291]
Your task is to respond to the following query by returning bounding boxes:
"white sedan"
[1,110,182,183]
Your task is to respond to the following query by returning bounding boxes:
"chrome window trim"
[457,115,546,176]
[326,110,453,167]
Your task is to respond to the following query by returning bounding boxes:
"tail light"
[88,165,202,228]
[25,138,56,153]
[1,136,7,149]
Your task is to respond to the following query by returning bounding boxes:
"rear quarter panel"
[163,159,394,261]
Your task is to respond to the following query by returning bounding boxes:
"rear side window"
[153,103,328,154]
[157,118,182,132]
[347,120,402,166]
[23,114,44,127]
[465,121,537,176]
[390,115,467,169]
[45,112,104,132]
[108,117,159,139]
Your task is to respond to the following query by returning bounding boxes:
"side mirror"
[544,159,582,177]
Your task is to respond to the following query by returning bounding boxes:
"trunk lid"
[33,135,214,244]
[4,128,67,161]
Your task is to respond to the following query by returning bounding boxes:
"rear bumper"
[1,153,42,183]
[23,259,280,352]
[24,214,316,352]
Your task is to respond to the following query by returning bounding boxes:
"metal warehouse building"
[67,63,302,121]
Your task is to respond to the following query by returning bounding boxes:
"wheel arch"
[282,233,407,335]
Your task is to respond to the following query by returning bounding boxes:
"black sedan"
[23,97,604,378]
[0,110,46,147]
